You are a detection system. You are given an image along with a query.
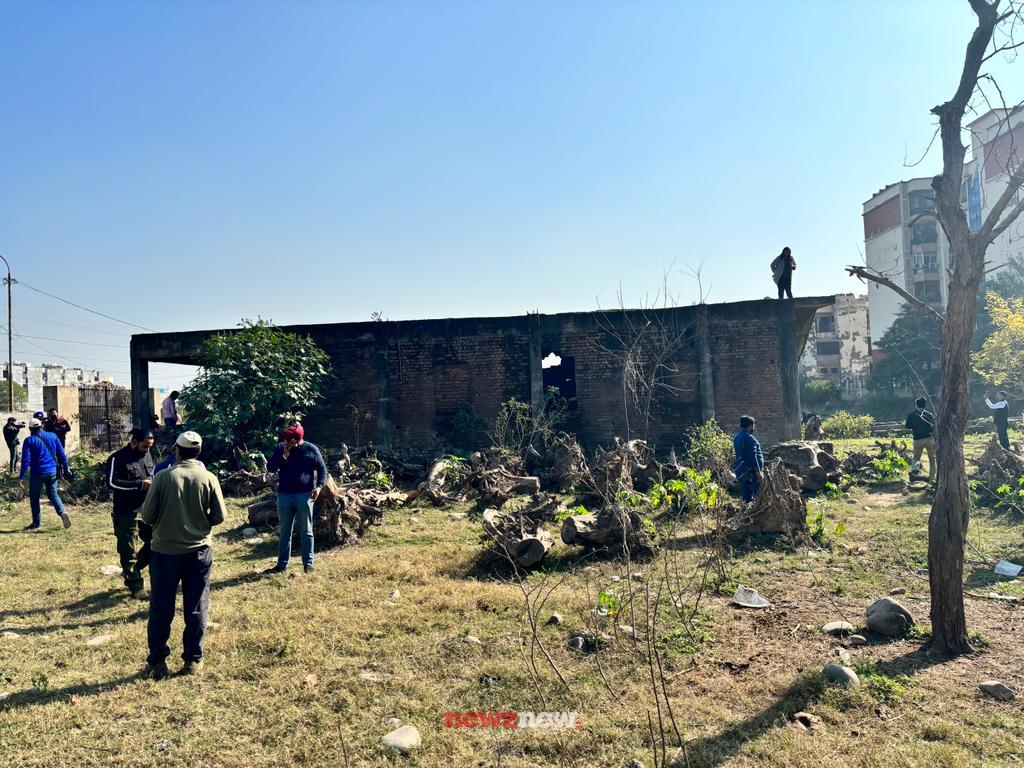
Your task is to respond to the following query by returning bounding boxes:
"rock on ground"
[848,634,867,647]
[381,725,421,753]
[979,680,1017,701]
[822,621,854,637]
[86,634,115,647]
[241,527,258,537]
[865,597,915,637]
[824,663,860,687]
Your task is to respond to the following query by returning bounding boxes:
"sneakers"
[304,564,315,574]
[180,660,204,676]
[262,564,287,574]
[132,589,150,601]
[144,661,170,681]
[23,523,40,531]
[60,512,72,529]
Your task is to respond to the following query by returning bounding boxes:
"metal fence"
[78,385,133,453]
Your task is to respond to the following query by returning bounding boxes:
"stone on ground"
[86,634,115,647]
[979,680,1016,701]
[463,635,482,646]
[545,612,563,626]
[824,663,860,687]
[241,527,258,537]
[0,630,23,640]
[99,564,123,577]
[865,597,915,636]
[822,620,854,637]
[848,634,867,646]
[792,711,823,730]
[381,725,421,753]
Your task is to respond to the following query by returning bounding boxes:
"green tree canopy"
[973,292,1024,388]
[178,319,331,456]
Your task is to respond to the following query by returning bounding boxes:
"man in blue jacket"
[263,424,327,575]
[19,417,72,530]
[733,415,764,503]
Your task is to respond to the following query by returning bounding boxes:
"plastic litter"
[732,585,772,609]
[994,560,1023,577]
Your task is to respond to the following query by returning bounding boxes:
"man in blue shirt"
[19,417,72,530]
[263,424,327,575]
[733,415,764,503]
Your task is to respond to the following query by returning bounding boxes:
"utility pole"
[0,255,11,413]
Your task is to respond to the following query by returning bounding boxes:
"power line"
[14,280,158,333]
[6,331,127,349]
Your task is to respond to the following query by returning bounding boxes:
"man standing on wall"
[44,408,72,448]
[733,415,764,503]
[985,391,1012,450]
[770,247,797,300]
[141,430,225,680]
[264,424,327,575]
[19,417,71,530]
[107,427,156,600]
[905,397,936,481]
[161,391,180,430]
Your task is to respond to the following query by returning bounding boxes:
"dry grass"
[0,435,1022,767]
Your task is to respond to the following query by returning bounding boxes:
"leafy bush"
[444,405,489,451]
[853,662,910,703]
[821,410,873,438]
[651,469,722,516]
[801,378,840,407]
[488,389,565,462]
[806,498,846,544]
[682,420,735,486]
[864,449,909,483]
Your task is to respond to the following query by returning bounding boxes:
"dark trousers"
[777,274,793,299]
[739,473,759,502]
[112,512,152,592]
[996,421,1009,449]
[165,417,177,429]
[6,441,16,473]
[147,547,212,666]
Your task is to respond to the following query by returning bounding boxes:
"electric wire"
[14,280,158,333]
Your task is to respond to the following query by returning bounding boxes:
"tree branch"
[979,163,1024,242]
[845,265,945,326]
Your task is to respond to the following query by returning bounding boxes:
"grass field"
[1,435,1022,767]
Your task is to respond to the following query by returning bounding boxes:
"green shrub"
[682,420,734,486]
[821,410,873,438]
[801,378,840,406]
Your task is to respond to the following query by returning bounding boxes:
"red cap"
[283,425,304,441]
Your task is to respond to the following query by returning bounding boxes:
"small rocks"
[241,527,258,537]
[568,630,612,654]
[888,587,907,596]
[627,760,645,768]
[823,663,860,687]
[545,613,563,626]
[99,564,123,577]
[386,717,401,727]
[0,630,23,640]
[833,648,852,665]
[243,537,264,546]
[463,635,483,646]
[302,673,319,690]
[448,512,466,521]
[618,624,637,640]
[848,634,867,647]
[792,711,823,730]
[610,575,621,583]
[822,621,854,637]
[407,516,421,525]
[381,725,421,753]
[979,680,1016,701]
[358,670,386,682]
[866,597,915,637]
[630,572,644,582]
[388,589,401,601]
[86,634,115,647]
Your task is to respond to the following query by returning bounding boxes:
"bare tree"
[848,0,1024,655]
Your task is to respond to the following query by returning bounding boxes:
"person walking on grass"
[19,417,71,531]
[107,427,156,600]
[905,397,936,481]
[770,246,797,300]
[733,415,764,503]
[985,391,1012,450]
[264,424,327,575]
[140,431,225,680]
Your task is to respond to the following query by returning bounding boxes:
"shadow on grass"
[681,672,827,768]
[0,672,144,713]
[1,610,147,637]
[0,588,137,622]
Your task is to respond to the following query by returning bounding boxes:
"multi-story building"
[799,293,871,398]
[863,107,1022,341]
[3,361,111,413]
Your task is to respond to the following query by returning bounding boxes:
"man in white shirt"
[161,391,180,429]
[985,391,1011,449]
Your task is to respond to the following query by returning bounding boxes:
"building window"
[816,341,841,356]
[909,190,935,214]
[831,368,839,374]
[911,221,938,245]
[816,316,836,334]
[914,280,942,302]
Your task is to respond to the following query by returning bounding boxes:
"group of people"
[4,408,70,473]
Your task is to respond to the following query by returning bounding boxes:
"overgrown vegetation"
[821,410,873,439]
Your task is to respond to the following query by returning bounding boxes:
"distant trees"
[973,293,1024,387]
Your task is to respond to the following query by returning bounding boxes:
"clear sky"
[1,0,1019,389]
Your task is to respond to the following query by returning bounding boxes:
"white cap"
[28,417,42,429]
[176,430,202,450]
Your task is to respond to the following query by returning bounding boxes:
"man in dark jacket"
[44,408,72,448]
[4,417,23,474]
[733,415,764,503]
[264,424,327,574]
[986,391,1012,450]
[107,427,156,599]
[905,397,936,480]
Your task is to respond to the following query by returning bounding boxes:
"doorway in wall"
[541,351,577,410]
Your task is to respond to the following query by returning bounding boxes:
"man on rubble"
[106,427,156,599]
[733,415,764,503]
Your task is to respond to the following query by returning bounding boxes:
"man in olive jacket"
[140,430,225,680]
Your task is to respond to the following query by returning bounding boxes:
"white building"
[799,293,871,398]
[3,361,111,413]
[863,107,1022,340]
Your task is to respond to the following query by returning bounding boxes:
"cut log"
[481,508,553,569]
[722,458,807,539]
[765,441,841,493]
[560,507,655,555]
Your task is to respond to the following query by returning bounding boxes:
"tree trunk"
[928,254,981,656]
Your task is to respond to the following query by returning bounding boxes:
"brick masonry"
[131,298,831,458]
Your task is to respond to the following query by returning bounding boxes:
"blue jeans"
[739,473,759,503]
[147,547,212,665]
[276,492,314,568]
[29,472,66,527]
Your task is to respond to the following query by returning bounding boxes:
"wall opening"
[541,351,577,410]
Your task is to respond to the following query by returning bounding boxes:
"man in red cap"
[264,423,328,574]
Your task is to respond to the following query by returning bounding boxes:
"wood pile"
[972,436,1024,508]
[765,441,841,493]
[405,453,542,509]
[721,458,806,540]
[841,439,912,476]
[560,504,656,556]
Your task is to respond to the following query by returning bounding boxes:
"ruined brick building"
[131,297,832,457]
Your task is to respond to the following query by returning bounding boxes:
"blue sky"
[1,0,1018,388]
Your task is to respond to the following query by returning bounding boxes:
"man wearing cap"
[140,430,225,680]
[264,424,327,574]
[19,417,72,530]
[106,427,156,600]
